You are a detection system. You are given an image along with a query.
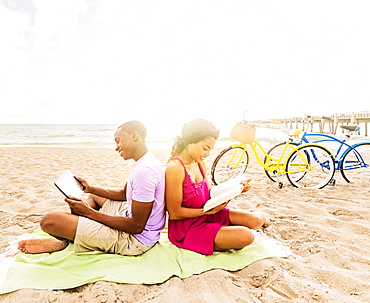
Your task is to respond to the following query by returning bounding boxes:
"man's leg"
[85,194,108,210]
[18,212,79,254]
[18,195,108,254]
[40,212,79,240]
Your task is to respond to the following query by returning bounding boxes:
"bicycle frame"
[212,114,337,188]
[227,140,315,174]
[298,133,369,171]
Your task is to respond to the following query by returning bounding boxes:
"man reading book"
[18,121,166,256]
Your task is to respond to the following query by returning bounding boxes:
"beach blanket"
[0,229,290,294]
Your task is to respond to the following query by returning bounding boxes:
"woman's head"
[171,118,220,161]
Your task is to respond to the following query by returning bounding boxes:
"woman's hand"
[203,201,229,215]
[241,178,252,193]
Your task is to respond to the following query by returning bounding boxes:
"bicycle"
[265,116,370,184]
[211,117,336,189]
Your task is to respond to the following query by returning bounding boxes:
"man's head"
[114,121,148,161]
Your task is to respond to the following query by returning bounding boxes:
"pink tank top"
[168,158,230,255]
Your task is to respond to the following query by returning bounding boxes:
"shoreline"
[1,147,369,302]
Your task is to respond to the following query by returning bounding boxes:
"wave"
[1,124,369,150]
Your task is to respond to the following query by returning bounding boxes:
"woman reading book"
[165,118,271,255]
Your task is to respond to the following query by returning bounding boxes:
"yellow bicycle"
[211,118,335,189]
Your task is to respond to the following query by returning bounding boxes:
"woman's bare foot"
[252,211,272,228]
[262,217,271,228]
[260,213,271,228]
[18,238,68,254]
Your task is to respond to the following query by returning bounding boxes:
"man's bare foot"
[18,238,68,254]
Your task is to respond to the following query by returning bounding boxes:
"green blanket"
[0,229,290,294]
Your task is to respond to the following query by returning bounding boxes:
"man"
[18,121,166,256]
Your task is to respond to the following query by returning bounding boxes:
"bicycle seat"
[340,125,360,132]
[282,129,302,137]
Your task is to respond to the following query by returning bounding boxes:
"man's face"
[114,128,134,160]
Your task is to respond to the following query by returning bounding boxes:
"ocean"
[0,124,368,151]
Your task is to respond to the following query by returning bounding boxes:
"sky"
[1,0,370,133]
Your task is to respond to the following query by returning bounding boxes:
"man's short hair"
[119,121,147,141]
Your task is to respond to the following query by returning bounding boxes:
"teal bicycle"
[266,116,370,184]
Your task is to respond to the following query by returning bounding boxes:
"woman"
[165,118,270,255]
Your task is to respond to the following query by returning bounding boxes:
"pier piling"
[270,111,370,137]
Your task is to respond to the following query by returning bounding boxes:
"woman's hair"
[171,118,219,159]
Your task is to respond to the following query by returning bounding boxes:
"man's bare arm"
[75,176,127,201]
[65,198,153,234]
[88,185,127,201]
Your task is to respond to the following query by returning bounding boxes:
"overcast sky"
[1,0,369,128]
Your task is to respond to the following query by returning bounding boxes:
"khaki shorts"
[74,200,151,256]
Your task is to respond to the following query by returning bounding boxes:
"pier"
[265,111,370,137]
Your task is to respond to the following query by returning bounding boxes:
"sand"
[0,146,369,303]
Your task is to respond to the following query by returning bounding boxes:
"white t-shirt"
[126,151,166,247]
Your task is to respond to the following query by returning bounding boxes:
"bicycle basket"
[230,122,256,144]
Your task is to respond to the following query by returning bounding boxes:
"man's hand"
[65,196,93,217]
[74,176,90,193]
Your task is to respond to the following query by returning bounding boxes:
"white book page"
[203,174,246,212]
[54,169,84,199]
[210,174,246,198]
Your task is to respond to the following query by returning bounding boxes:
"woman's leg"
[214,226,254,251]
[214,209,271,251]
[229,209,271,229]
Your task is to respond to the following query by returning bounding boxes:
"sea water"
[0,124,368,151]
[0,124,116,148]
[0,124,176,150]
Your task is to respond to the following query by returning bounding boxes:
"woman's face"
[188,136,216,163]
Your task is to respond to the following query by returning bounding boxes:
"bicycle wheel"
[211,146,249,185]
[286,145,335,189]
[264,142,299,182]
[340,142,370,183]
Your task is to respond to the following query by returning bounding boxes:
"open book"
[203,174,247,212]
[54,169,84,199]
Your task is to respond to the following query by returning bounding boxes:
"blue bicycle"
[265,116,370,184]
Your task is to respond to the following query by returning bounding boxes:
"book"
[54,169,84,199]
[203,174,247,212]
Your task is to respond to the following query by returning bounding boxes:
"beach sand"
[0,147,369,302]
